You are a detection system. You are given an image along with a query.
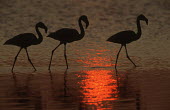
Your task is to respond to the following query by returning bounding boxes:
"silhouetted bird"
[107,14,148,70]
[47,15,89,70]
[4,22,48,72]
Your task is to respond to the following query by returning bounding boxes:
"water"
[0,0,170,110]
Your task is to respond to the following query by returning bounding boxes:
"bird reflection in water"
[11,73,37,109]
[64,69,69,97]
[49,69,69,98]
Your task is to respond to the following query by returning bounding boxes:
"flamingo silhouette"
[107,14,148,70]
[4,22,48,72]
[47,15,89,70]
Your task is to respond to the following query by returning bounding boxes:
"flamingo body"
[4,33,37,47]
[47,28,80,43]
[4,22,48,72]
[47,15,89,70]
[107,31,136,44]
[107,14,148,72]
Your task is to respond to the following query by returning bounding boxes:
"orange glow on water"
[76,48,119,109]
[77,49,113,67]
[77,56,111,67]
[78,69,119,110]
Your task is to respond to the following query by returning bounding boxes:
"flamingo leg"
[115,45,123,71]
[64,69,68,96]
[25,48,36,71]
[115,45,123,73]
[124,45,137,67]
[12,48,22,73]
[48,43,61,71]
[64,43,68,69]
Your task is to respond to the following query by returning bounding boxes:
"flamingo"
[47,15,89,70]
[4,22,48,72]
[107,14,148,70]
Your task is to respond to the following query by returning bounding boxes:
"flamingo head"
[80,15,89,29]
[37,22,48,33]
[138,14,148,25]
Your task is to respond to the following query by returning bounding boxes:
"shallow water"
[0,0,170,110]
[0,67,170,110]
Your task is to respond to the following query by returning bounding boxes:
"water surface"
[0,0,170,110]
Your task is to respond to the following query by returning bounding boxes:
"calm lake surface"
[0,0,170,110]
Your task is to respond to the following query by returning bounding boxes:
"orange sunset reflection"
[76,48,119,109]
[77,48,113,67]
[78,69,119,110]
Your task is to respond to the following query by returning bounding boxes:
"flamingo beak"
[146,20,148,25]
[45,27,48,33]
[86,21,89,29]
[144,17,148,25]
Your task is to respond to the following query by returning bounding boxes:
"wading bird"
[4,22,48,72]
[47,15,89,71]
[107,14,148,70]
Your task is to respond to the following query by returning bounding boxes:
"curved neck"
[78,18,85,40]
[35,25,43,44]
[136,18,142,40]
